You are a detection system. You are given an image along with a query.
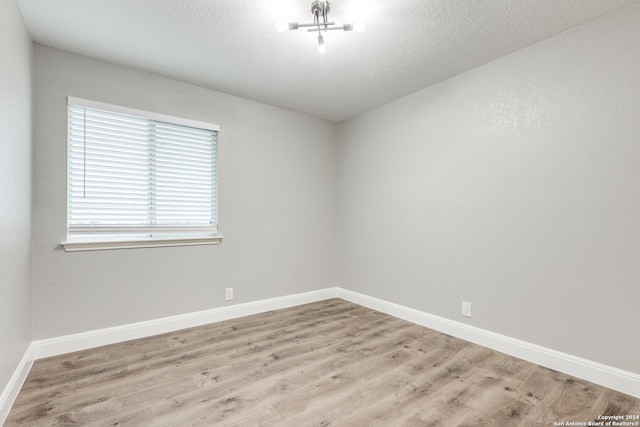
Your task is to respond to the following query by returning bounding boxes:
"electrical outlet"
[462,301,472,318]
[225,288,234,301]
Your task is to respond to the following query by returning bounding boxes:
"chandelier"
[277,1,364,54]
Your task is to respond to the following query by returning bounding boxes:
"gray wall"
[0,0,33,392]
[337,3,640,374]
[15,0,640,381]
[32,46,337,339]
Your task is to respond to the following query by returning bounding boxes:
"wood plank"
[6,299,638,426]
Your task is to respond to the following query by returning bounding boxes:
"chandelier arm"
[307,25,352,32]
[293,21,336,28]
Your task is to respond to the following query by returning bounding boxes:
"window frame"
[60,97,222,252]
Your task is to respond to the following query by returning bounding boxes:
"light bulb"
[353,22,366,32]
[276,21,288,32]
[317,34,326,54]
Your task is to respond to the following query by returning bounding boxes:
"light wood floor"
[6,299,639,426]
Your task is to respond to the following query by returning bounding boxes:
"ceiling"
[16,0,640,122]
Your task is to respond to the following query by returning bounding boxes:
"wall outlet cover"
[462,301,472,318]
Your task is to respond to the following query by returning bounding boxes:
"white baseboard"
[32,287,338,360]
[336,287,640,398]
[0,343,34,426]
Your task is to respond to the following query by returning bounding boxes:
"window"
[61,97,222,251]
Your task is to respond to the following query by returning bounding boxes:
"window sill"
[60,235,223,252]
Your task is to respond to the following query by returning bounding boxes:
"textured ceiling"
[16,0,640,122]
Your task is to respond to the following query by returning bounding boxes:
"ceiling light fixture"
[277,1,363,54]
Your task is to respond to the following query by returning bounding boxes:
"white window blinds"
[67,98,219,241]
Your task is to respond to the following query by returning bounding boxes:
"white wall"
[0,0,33,394]
[338,3,640,374]
[32,46,337,339]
